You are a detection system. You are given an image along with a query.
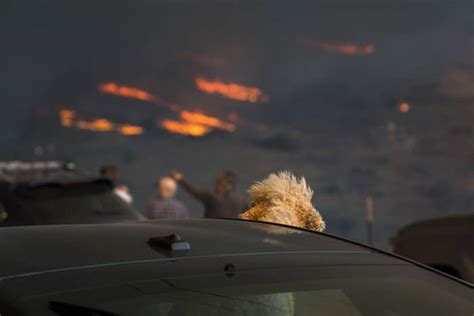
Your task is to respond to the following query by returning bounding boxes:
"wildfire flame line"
[160,119,211,137]
[98,82,155,102]
[298,38,375,56]
[98,82,183,113]
[195,77,267,103]
[319,43,375,55]
[59,109,144,136]
[180,111,236,132]
[118,124,145,135]
[158,110,235,136]
[96,81,245,137]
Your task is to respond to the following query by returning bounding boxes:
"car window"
[15,266,474,316]
[16,189,138,224]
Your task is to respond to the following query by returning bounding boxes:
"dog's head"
[240,171,325,232]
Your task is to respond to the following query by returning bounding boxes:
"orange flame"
[59,109,144,136]
[398,102,410,113]
[195,77,267,103]
[298,38,375,56]
[94,79,248,137]
[75,118,115,132]
[180,111,236,132]
[98,82,155,102]
[318,43,375,55]
[160,119,211,137]
[59,109,75,127]
[98,82,184,112]
[118,124,145,136]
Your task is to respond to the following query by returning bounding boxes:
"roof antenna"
[148,233,191,252]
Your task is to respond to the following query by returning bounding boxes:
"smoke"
[1,0,472,136]
[255,132,301,152]
[440,68,474,99]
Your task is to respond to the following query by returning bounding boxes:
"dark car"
[0,161,143,226]
[0,219,472,316]
[391,213,474,283]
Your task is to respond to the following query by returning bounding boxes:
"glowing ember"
[195,77,267,103]
[180,111,236,132]
[98,82,155,102]
[160,119,211,137]
[59,109,144,136]
[398,102,410,113]
[59,109,75,127]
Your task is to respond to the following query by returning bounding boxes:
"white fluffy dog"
[240,171,326,232]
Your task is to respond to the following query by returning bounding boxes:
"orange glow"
[195,77,267,103]
[160,119,211,137]
[59,109,75,127]
[76,118,114,132]
[118,124,145,135]
[98,82,184,112]
[298,38,375,56]
[180,111,236,132]
[58,109,144,136]
[98,82,155,102]
[318,43,375,55]
[398,102,410,113]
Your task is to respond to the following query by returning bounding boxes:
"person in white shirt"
[100,165,133,205]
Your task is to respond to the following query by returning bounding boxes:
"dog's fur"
[240,171,325,232]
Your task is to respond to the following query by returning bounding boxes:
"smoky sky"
[1,0,472,134]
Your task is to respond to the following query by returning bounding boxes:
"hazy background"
[1,0,473,248]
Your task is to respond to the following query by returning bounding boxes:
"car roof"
[0,219,406,281]
[396,213,474,237]
[0,173,105,186]
[0,161,105,187]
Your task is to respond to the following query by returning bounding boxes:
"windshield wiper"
[49,300,119,316]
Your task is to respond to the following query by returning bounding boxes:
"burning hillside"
[195,77,268,103]
[318,43,375,56]
[59,109,144,136]
[180,111,235,132]
[98,82,155,102]
[160,119,211,137]
[298,38,375,56]
[96,78,246,137]
[159,111,235,136]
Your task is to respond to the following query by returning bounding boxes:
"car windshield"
[18,266,474,316]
